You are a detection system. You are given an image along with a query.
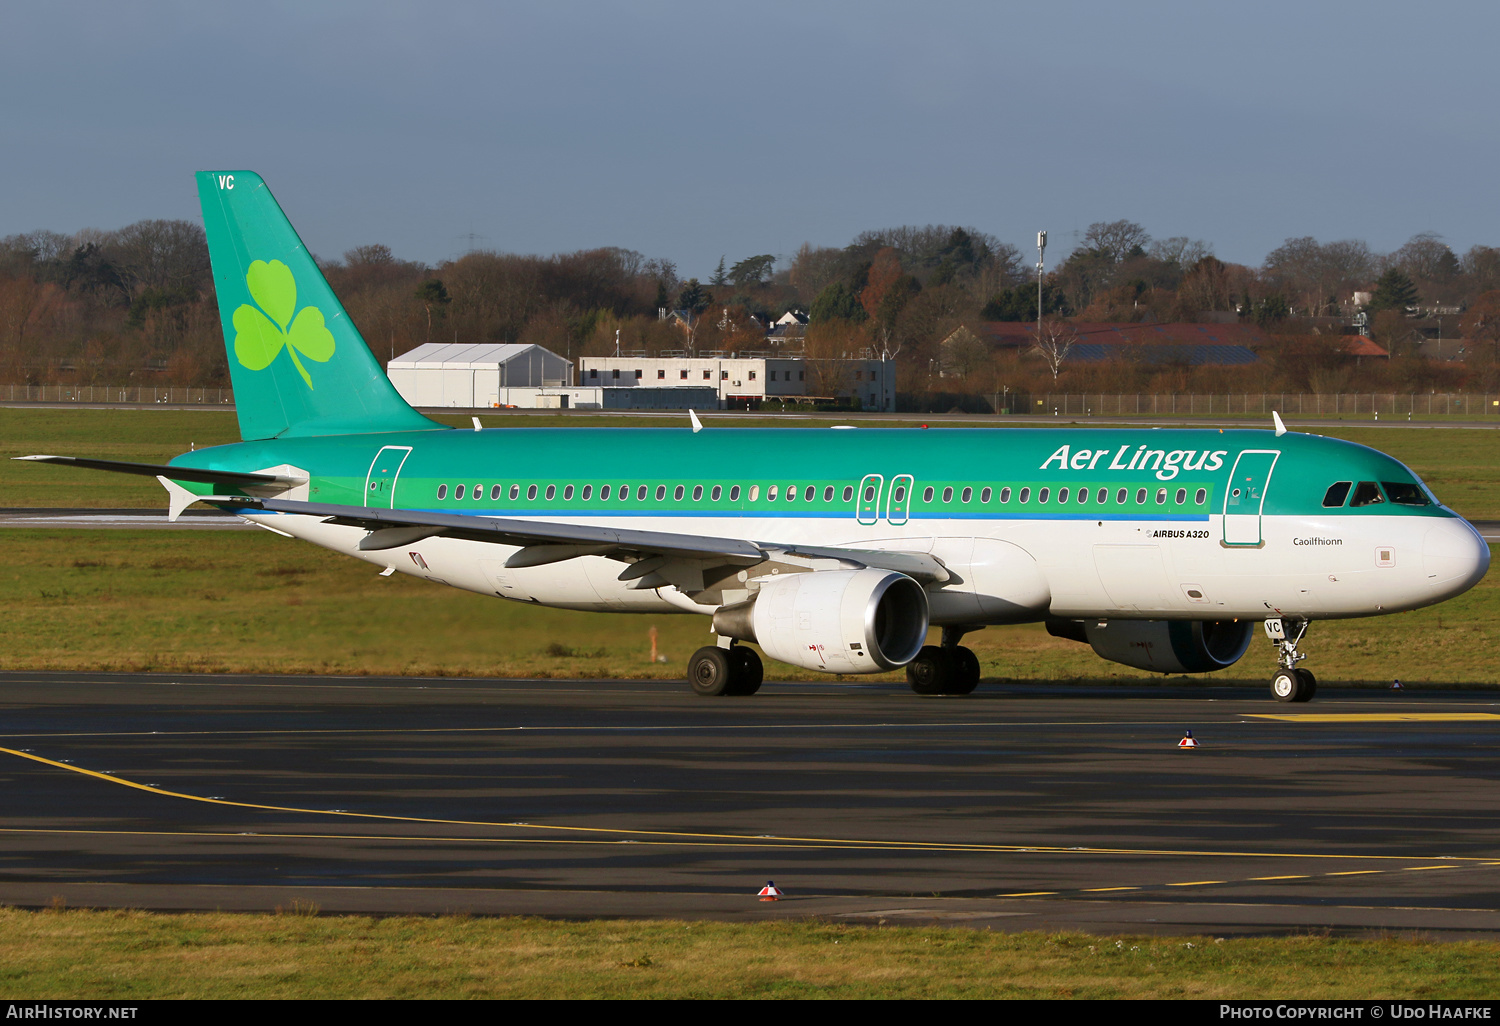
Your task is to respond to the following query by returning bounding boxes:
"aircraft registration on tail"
[15,173,1490,701]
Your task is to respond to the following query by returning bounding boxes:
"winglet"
[689,409,704,433]
[1272,410,1287,437]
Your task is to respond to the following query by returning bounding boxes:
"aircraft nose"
[1423,518,1490,597]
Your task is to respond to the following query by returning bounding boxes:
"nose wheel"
[1266,618,1316,703]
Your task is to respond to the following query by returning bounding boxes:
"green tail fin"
[196,170,443,440]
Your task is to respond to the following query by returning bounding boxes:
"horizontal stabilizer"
[13,455,302,488]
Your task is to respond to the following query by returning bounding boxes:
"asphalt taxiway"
[1,671,1498,938]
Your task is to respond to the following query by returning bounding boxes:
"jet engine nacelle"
[1049,618,1254,674]
[713,568,929,675]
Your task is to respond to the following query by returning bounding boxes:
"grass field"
[3,910,1498,999]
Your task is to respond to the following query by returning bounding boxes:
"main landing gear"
[906,626,982,696]
[1265,617,1316,703]
[688,642,763,696]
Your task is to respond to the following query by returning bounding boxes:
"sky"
[3,1,1497,280]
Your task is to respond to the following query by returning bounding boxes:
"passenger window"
[436,484,447,499]
[981,487,992,503]
[893,485,907,502]
[510,484,520,500]
[1039,487,1050,503]
[527,485,537,500]
[805,485,815,501]
[490,484,502,501]
[1155,487,1166,504]
[1382,481,1429,506]
[961,487,972,503]
[999,487,1011,503]
[563,485,574,500]
[1019,487,1031,503]
[582,485,593,500]
[711,485,722,501]
[843,486,854,502]
[1323,482,1352,507]
[1350,481,1384,507]
[922,487,934,502]
[768,485,779,501]
[1077,487,1088,504]
[655,485,667,501]
[637,485,648,500]
[942,487,953,502]
[1135,488,1147,504]
[1116,487,1128,504]
[729,485,740,501]
[1175,488,1186,504]
[823,486,834,501]
[749,485,758,501]
[1195,488,1206,504]
[1096,488,1107,504]
[1058,487,1069,503]
[473,484,481,499]
[600,485,610,500]
[692,485,703,501]
[542,485,554,500]
[619,485,629,501]
[674,485,684,501]
[786,485,796,502]
[456,484,466,500]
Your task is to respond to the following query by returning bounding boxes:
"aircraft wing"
[226,497,950,584]
[12,455,303,489]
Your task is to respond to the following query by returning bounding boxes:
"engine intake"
[713,569,929,674]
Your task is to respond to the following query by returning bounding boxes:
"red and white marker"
[1178,730,1198,749]
[758,880,782,901]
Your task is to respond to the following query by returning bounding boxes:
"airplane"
[15,171,1491,702]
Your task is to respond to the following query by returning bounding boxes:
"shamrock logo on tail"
[232,260,336,388]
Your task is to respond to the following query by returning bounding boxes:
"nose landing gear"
[1265,618,1316,703]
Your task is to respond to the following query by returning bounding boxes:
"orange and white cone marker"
[758,880,782,901]
[1178,730,1198,749]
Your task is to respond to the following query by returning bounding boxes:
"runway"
[1,671,1498,937]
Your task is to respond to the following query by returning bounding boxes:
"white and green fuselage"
[170,423,1485,627]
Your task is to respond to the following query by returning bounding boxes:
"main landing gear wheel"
[906,645,981,696]
[728,645,763,696]
[688,645,762,696]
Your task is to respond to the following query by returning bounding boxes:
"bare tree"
[1029,317,1078,380]
[940,325,989,379]
[1263,236,1374,315]
[1148,237,1212,268]
[1083,220,1151,263]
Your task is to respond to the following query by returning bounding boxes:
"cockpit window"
[1349,481,1385,507]
[1381,481,1430,506]
[1322,482,1352,507]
